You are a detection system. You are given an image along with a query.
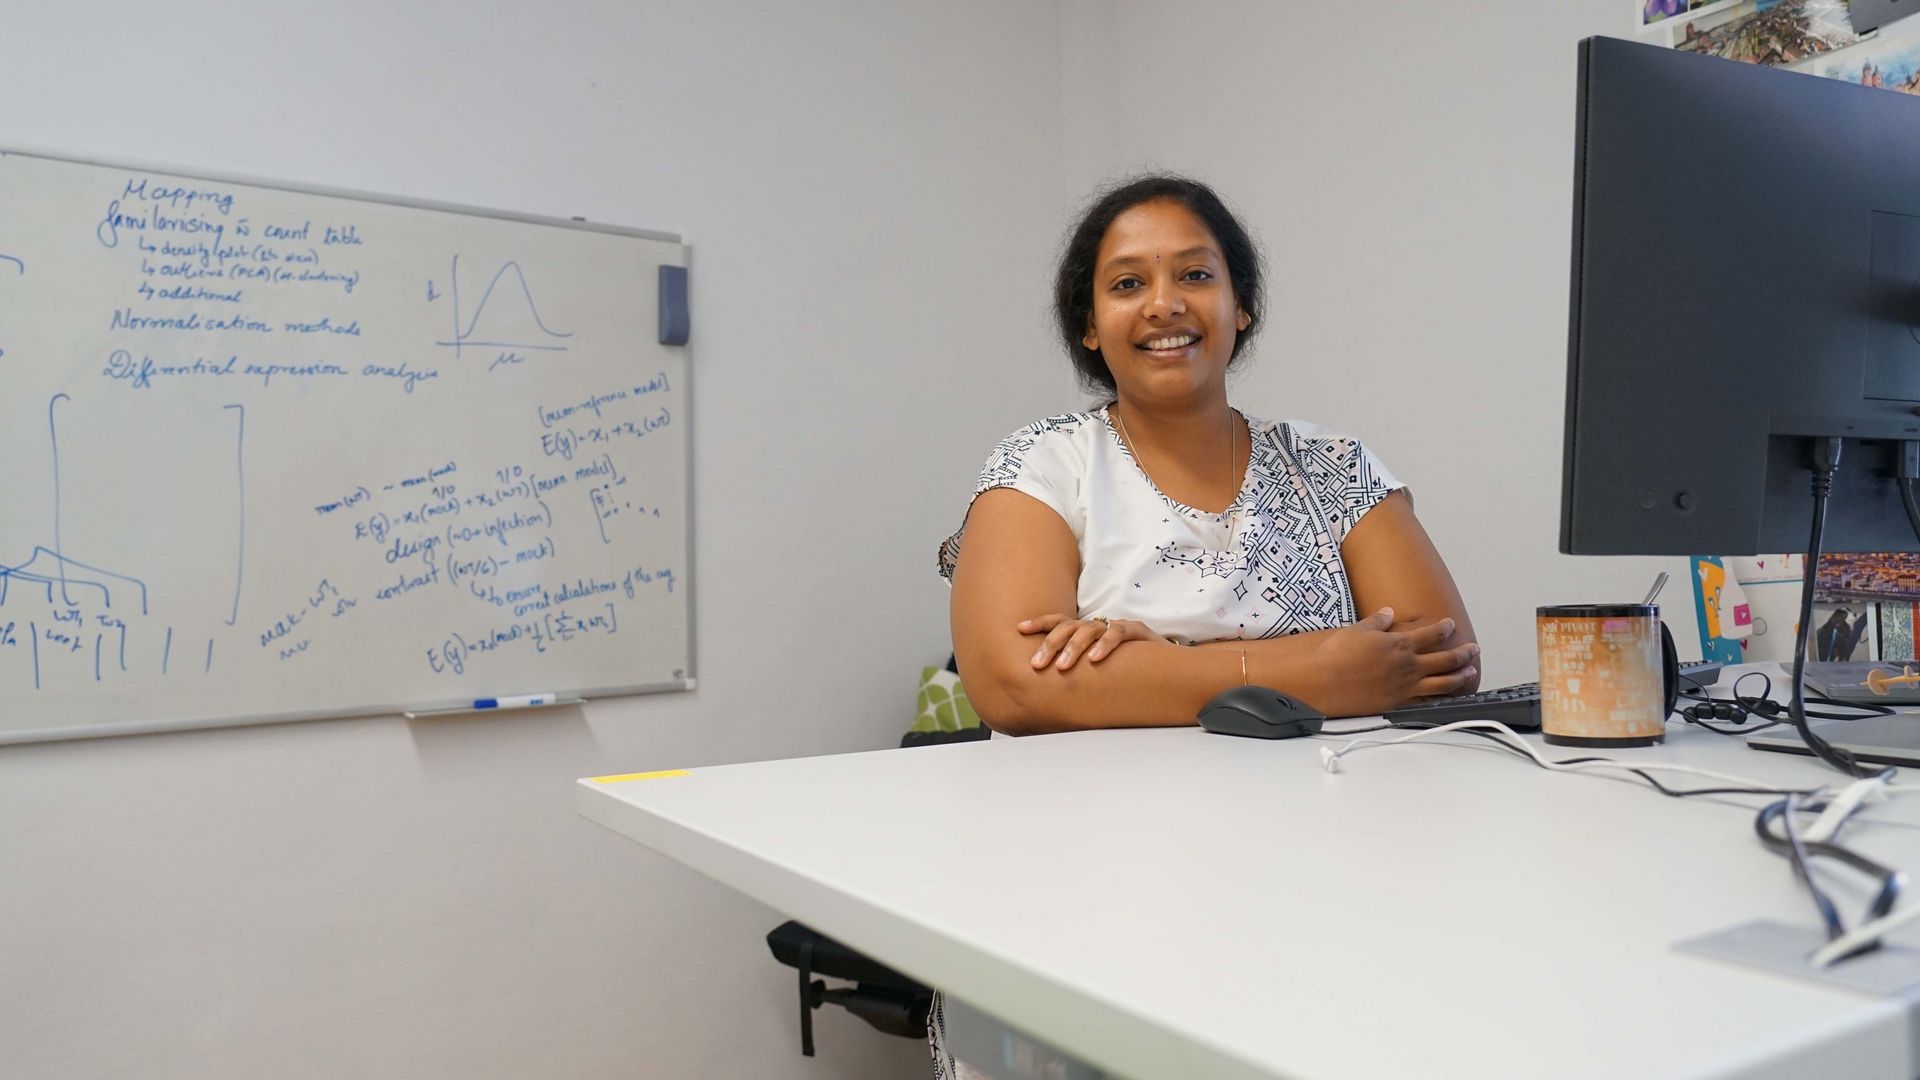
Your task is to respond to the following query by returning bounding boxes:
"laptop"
[1748,713,1920,768]
[1852,0,1918,34]
[1803,660,1920,705]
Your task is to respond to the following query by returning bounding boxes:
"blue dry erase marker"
[473,694,557,710]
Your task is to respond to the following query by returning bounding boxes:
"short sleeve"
[1279,424,1404,546]
[936,417,1088,582]
[1327,437,1403,543]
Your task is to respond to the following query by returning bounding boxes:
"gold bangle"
[1240,648,1248,685]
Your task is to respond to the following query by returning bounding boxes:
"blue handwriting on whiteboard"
[535,374,671,430]
[100,351,365,390]
[359,362,439,393]
[425,602,619,675]
[110,308,272,334]
[0,396,151,614]
[136,282,243,303]
[223,404,246,625]
[96,177,234,251]
[283,317,362,336]
[539,407,672,461]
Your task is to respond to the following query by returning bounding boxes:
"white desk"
[577,719,1920,1079]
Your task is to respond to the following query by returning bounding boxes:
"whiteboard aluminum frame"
[0,144,696,744]
[0,144,683,244]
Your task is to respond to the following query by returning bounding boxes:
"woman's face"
[1083,198,1249,405]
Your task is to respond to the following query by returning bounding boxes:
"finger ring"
[1092,616,1111,627]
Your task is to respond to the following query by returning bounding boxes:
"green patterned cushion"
[910,666,983,733]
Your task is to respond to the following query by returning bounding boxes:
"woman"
[941,175,1479,736]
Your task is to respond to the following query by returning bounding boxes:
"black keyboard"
[1381,661,1724,732]
[1384,683,1543,730]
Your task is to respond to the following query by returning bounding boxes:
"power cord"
[1902,439,1920,545]
[1791,438,1874,777]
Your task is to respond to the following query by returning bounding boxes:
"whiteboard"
[0,149,693,743]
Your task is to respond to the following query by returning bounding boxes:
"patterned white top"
[938,406,1404,644]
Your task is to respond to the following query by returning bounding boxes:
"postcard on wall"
[1817,552,1920,602]
[1671,1,1759,47]
[1809,603,1880,662]
[1804,11,1920,92]
[1645,0,1741,28]
[1677,0,1860,63]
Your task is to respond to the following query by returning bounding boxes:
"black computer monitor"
[1563,36,1920,558]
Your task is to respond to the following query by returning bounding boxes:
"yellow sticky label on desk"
[590,769,689,784]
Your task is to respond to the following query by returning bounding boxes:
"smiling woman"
[938,175,1481,738]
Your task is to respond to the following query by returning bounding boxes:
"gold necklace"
[1112,404,1241,540]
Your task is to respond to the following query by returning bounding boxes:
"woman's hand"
[1306,606,1479,716]
[1018,613,1162,671]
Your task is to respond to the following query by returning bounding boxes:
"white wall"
[0,3,1066,1078]
[1059,0,1697,686]
[2,3,1712,1078]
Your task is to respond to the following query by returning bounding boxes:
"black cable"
[1674,667,1892,735]
[1677,714,1783,737]
[1753,790,1905,962]
[1905,478,1920,547]
[1677,672,1783,735]
[1769,794,1848,941]
[1735,670,1773,702]
[1902,440,1920,545]
[1791,438,1874,777]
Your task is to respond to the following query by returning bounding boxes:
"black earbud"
[1683,699,1750,724]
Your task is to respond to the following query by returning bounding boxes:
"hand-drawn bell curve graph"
[433,256,574,368]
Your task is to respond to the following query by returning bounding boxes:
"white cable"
[1802,777,1889,844]
[1319,720,1817,793]
[1321,720,1920,966]
[1811,899,1920,969]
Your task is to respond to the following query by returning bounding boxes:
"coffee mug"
[1536,604,1676,747]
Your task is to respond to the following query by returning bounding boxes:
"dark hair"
[1052,175,1266,395]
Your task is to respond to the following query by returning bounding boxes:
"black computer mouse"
[1196,685,1326,739]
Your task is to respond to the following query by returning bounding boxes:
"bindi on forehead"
[1101,244,1218,270]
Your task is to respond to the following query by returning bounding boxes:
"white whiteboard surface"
[0,149,692,743]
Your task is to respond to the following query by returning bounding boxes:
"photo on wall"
[1671,1,1760,48]
[1676,0,1860,63]
[1885,603,1918,661]
[1818,552,1920,603]
[1806,11,1920,92]
[1812,553,1920,662]
[1809,603,1878,661]
[1645,0,1738,27]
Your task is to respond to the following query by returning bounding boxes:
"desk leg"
[943,994,1114,1080]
